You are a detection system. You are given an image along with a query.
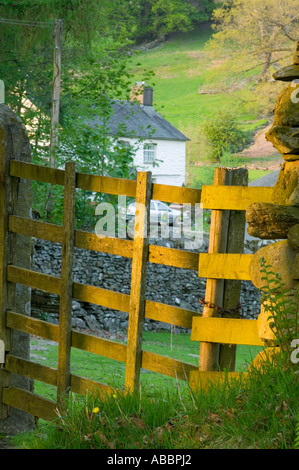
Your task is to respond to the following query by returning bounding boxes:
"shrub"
[201,110,247,162]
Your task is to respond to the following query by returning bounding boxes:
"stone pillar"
[0,104,35,434]
[246,43,299,355]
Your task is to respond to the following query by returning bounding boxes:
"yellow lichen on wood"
[191,316,264,346]
[199,253,253,280]
[189,370,247,391]
[201,185,273,211]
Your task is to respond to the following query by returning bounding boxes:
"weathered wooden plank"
[7,265,61,295]
[70,374,114,398]
[71,330,127,363]
[75,230,133,258]
[57,161,76,404]
[201,185,273,210]
[77,172,137,197]
[5,354,58,386]
[2,387,57,422]
[198,253,253,280]
[6,266,130,312]
[10,161,203,205]
[149,245,198,270]
[9,215,133,257]
[9,215,63,243]
[6,310,127,363]
[6,311,59,342]
[191,316,264,346]
[73,282,130,312]
[7,264,201,332]
[9,162,273,210]
[10,160,65,185]
[189,370,248,391]
[199,168,232,372]
[125,172,152,392]
[152,183,201,205]
[141,350,197,381]
[145,300,200,329]
[8,215,199,270]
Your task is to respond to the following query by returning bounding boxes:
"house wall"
[123,138,186,187]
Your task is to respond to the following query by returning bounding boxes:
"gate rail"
[0,159,274,422]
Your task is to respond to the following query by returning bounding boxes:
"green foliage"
[101,0,214,42]
[0,4,148,228]
[259,256,299,368]
[14,356,298,449]
[296,420,299,449]
[207,0,298,81]
[201,111,248,162]
[191,165,215,189]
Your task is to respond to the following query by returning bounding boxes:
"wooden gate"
[0,154,274,423]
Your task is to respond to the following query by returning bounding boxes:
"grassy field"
[130,23,271,175]
[10,333,297,449]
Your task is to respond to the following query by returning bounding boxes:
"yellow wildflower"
[92,407,100,414]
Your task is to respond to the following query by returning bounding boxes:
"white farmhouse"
[90,86,189,186]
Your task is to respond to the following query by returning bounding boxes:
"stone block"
[246,202,299,239]
[270,84,299,128]
[272,161,299,206]
[265,125,299,155]
[249,240,298,291]
[287,224,299,250]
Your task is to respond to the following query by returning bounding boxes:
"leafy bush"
[259,257,299,369]
[201,110,248,162]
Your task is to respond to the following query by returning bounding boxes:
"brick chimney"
[130,82,153,106]
[143,87,153,106]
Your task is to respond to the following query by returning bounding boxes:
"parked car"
[126,200,186,226]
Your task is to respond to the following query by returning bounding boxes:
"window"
[143,143,156,164]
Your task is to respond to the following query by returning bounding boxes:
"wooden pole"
[219,168,248,371]
[57,161,76,406]
[198,167,232,371]
[125,171,152,393]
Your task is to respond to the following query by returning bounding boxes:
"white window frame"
[143,143,156,164]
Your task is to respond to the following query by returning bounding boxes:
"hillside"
[129,24,282,187]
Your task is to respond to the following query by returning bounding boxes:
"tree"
[99,0,214,43]
[208,0,299,81]
[0,2,147,227]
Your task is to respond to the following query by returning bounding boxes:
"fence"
[0,156,274,423]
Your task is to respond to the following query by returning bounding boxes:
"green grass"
[130,24,266,151]
[12,352,298,450]
[30,332,262,402]
[188,165,275,189]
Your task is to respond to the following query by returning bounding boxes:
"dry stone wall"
[248,42,299,293]
[32,235,262,334]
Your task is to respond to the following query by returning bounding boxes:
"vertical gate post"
[125,171,152,393]
[219,168,248,371]
[0,105,34,432]
[57,161,76,406]
[199,168,232,371]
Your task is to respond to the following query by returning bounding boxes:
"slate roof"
[87,100,189,142]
